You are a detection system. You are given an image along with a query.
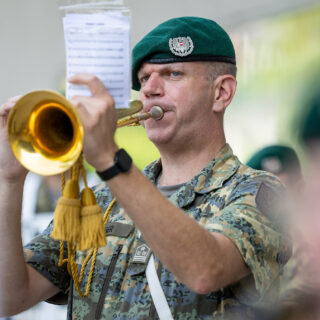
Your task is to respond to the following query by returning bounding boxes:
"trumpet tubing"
[116,106,163,127]
[7,90,164,175]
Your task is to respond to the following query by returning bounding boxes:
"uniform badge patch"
[169,36,194,57]
[132,243,152,263]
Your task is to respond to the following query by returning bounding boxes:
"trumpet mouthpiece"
[149,106,164,120]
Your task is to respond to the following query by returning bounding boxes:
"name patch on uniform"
[105,222,134,238]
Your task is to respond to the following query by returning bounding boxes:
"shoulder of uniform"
[238,162,284,189]
[233,161,283,186]
[226,163,286,211]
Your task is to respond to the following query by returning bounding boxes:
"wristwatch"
[96,148,132,181]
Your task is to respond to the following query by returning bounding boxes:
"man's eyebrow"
[137,68,149,78]
[138,63,186,78]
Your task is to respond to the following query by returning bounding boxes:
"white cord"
[146,254,174,320]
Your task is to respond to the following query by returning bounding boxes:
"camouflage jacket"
[24,144,290,319]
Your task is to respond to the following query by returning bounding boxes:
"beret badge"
[261,157,282,174]
[169,36,194,57]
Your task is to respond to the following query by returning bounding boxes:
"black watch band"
[96,149,132,181]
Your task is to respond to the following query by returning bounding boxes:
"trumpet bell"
[7,90,144,176]
[7,90,84,175]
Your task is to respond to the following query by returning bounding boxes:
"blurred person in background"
[246,145,307,318]
[287,92,320,319]
[279,93,320,319]
[251,94,320,320]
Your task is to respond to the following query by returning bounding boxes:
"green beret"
[246,145,301,176]
[299,93,320,144]
[131,16,236,91]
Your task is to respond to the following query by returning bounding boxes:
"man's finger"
[69,97,92,119]
[8,95,22,103]
[0,102,16,116]
[68,73,108,97]
[0,95,23,116]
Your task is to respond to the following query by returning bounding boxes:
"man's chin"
[146,131,170,146]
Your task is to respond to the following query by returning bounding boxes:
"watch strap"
[96,148,132,181]
[97,164,121,181]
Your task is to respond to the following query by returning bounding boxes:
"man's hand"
[0,95,28,181]
[68,74,119,171]
[0,95,60,317]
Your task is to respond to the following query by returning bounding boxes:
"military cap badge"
[261,157,282,174]
[169,36,194,57]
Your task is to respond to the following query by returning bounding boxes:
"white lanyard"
[146,254,174,320]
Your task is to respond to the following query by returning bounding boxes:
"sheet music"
[63,11,130,109]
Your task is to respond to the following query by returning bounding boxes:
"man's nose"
[141,74,164,97]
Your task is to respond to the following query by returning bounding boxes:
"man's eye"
[170,71,182,77]
[140,75,149,83]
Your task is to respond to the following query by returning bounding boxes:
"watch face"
[116,149,132,172]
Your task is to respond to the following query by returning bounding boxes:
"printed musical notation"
[63,11,130,109]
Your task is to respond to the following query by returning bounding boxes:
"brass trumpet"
[7,90,163,175]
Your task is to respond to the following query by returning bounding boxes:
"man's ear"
[212,75,237,113]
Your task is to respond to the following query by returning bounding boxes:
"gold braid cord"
[58,198,116,298]
[55,154,117,298]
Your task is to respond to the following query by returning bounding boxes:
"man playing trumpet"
[0,17,289,319]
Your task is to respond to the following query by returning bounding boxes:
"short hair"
[204,61,237,82]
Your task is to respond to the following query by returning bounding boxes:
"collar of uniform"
[143,144,240,207]
[143,158,163,184]
[193,143,240,194]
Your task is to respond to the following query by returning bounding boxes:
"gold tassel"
[77,187,106,251]
[51,178,81,242]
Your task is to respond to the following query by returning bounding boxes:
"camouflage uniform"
[24,144,289,319]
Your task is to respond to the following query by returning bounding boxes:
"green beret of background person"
[246,144,303,195]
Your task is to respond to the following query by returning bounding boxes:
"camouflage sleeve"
[206,175,290,296]
[23,220,71,295]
